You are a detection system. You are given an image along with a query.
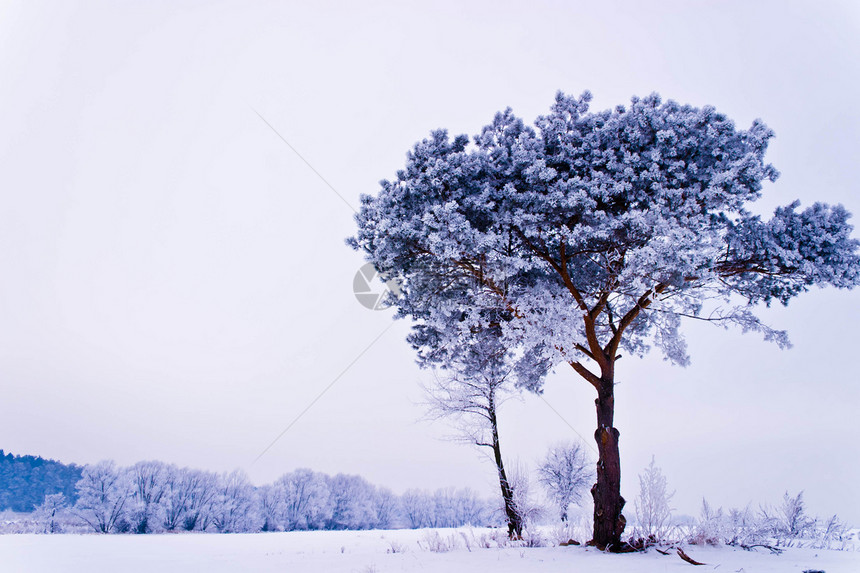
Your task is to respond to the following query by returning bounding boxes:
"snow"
[2,528,858,573]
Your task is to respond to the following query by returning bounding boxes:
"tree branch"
[569,360,602,390]
[605,283,669,358]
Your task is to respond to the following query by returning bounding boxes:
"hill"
[0,450,82,512]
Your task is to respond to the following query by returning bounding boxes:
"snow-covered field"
[2,528,858,573]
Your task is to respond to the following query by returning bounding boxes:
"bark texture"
[590,384,626,550]
[490,403,523,538]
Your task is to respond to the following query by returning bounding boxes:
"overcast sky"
[1,0,858,522]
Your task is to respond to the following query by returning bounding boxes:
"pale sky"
[1,0,858,522]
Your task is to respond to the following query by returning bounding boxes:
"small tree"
[35,493,67,533]
[423,327,523,537]
[351,91,860,548]
[634,456,674,541]
[537,441,593,522]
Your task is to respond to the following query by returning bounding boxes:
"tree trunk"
[590,380,626,550]
[489,405,523,538]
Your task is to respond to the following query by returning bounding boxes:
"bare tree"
[400,489,434,528]
[180,469,217,531]
[277,469,332,531]
[160,464,190,531]
[127,461,168,533]
[537,441,593,522]
[372,487,399,529]
[423,328,523,538]
[506,461,544,527]
[257,484,282,532]
[210,470,258,533]
[159,465,217,532]
[73,460,132,533]
[325,473,376,530]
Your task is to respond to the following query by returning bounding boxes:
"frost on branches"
[537,442,593,524]
[422,327,524,538]
[350,91,860,550]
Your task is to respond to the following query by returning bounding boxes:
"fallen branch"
[677,548,706,566]
[738,543,783,555]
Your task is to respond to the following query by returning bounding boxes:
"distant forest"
[0,451,502,533]
[0,450,82,512]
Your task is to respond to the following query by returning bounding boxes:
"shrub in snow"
[507,463,545,529]
[633,456,675,543]
[690,499,768,547]
[420,530,460,553]
[760,491,814,544]
[812,514,851,550]
[690,493,852,551]
[549,516,593,546]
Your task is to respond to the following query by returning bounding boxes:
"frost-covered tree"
[210,470,259,533]
[325,473,377,530]
[350,91,860,549]
[257,483,282,532]
[180,469,217,531]
[276,469,332,531]
[633,456,674,541]
[372,486,399,529]
[399,487,491,528]
[761,490,814,541]
[537,441,593,522]
[506,462,543,527]
[127,461,168,534]
[448,488,489,526]
[400,488,434,528]
[35,493,67,533]
[73,461,132,533]
[158,465,217,532]
[159,464,190,531]
[423,326,523,537]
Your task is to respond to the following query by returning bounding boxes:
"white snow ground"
[2,528,858,573]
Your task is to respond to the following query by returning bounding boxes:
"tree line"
[39,460,502,534]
